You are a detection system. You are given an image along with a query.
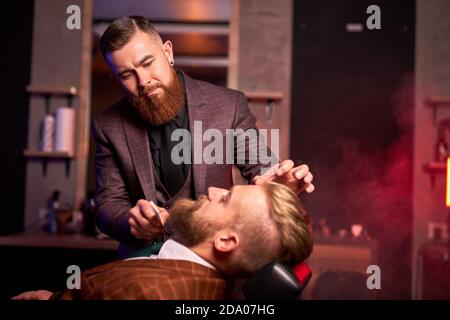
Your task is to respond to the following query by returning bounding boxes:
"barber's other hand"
[129,200,169,240]
[12,290,53,300]
[253,160,315,195]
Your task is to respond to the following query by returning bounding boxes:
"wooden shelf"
[424,161,446,172]
[175,56,228,68]
[23,150,74,158]
[154,23,229,36]
[425,97,450,124]
[244,91,283,101]
[425,97,450,108]
[26,85,77,96]
[0,231,118,251]
[424,161,447,187]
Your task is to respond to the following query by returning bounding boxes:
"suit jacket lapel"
[122,112,156,201]
[182,71,210,197]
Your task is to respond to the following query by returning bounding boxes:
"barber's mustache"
[139,83,163,97]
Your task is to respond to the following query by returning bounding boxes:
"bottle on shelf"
[40,114,55,152]
[435,138,448,162]
[436,120,450,162]
[44,190,60,234]
[80,190,97,236]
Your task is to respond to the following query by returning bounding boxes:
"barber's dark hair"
[99,16,161,58]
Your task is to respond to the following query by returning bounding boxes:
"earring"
[170,60,174,66]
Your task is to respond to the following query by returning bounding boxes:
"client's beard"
[166,195,218,247]
[129,68,185,126]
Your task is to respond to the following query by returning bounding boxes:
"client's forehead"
[232,185,267,208]
[234,184,264,193]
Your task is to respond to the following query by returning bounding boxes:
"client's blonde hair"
[263,182,313,264]
[233,182,313,274]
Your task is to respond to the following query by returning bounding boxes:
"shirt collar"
[156,239,217,270]
[172,70,188,128]
[172,103,187,128]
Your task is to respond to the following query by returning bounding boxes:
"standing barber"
[94,16,314,258]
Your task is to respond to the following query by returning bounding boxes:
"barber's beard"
[166,196,218,247]
[129,69,185,126]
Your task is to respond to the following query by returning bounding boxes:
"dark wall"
[291,0,415,299]
[0,1,34,234]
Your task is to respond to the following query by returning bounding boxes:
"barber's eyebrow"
[117,55,154,75]
[134,54,153,68]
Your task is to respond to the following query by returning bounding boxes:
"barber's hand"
[253,160,315,195]
[129,200,170,241]
[12,290,53,300]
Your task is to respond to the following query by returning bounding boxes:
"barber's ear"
[162,40,174,63]
[213,231,239,253]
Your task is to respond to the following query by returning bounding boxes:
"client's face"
[165,195,210,247]
[167,185,267,247]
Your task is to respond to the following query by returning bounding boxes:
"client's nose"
[208,187,228,201]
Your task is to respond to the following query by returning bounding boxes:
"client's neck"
[190,242,226,274]
[190,242,241,276]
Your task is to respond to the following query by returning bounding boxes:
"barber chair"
[129,243,312,300]
[242,262,312,299]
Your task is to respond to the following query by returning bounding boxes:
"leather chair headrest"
[242,262,312,300]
